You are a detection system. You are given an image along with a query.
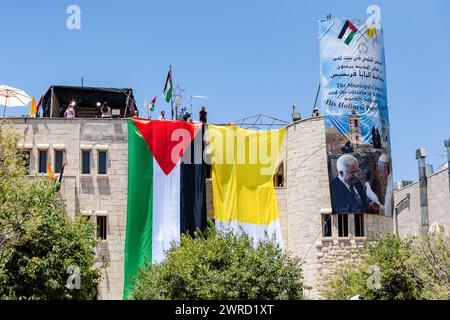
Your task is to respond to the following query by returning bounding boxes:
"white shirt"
[381,174,393,217]
[158,115,166,120]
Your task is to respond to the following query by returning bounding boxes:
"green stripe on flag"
[165,87,172,103]
[123,120,154,299]
[345,29,357,45]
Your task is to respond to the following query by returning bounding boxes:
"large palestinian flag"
[124,119,207,299]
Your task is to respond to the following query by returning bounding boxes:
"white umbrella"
[0,85,32,117]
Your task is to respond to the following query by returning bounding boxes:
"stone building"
[394,167,450,237]
[9,116,393,299]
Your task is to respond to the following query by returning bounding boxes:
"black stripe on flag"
[180,125,207,236]
[338,20,349,39]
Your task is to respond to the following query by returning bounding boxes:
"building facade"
[10,116,393,299]
[394,168,450,237]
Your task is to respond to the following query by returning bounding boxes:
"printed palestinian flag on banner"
[124,119,207,299]
[338,20,358,45]
[208,125,286,247]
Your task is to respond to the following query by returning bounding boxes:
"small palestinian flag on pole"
[163,65,173,103]
[150,96,156,112]
[338,20,358,45]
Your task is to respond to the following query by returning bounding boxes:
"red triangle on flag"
[132,119,202,175]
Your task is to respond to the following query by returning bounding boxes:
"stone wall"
[395,168,450,237]
[314,213,392,297]
[10,118,128,300]
[283,117,329,298]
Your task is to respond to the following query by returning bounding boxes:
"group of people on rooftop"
[157,106,207,123]
[63,101,114,119]
[64,101,208,123]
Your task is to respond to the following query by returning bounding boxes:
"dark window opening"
[38,150,47,173]
[55,150,64,174]
[338,214,349,237]
[82,151,90,174]
[354,120,359,127]
[322,215,332,237]
[354,214,365,237]
[274,162,284,187]
[97,216,107,240]
[98,151,107,175]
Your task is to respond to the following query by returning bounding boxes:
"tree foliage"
[0,122,103,299]
[320,233,450,300]
[130,226,307,300]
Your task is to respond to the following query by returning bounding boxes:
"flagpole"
[3,95,7,118]
[171,95,174,120]
[312,84,321,115]
[170,64,174,120]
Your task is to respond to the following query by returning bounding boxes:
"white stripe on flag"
[215,219,284,249]
[152,160,181,264]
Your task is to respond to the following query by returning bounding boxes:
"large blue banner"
[319,18,393,217]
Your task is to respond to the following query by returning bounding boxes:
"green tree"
[320,233,449,300]
[410,231,450,299]
[0,122,103,299]
[130,226,307,300]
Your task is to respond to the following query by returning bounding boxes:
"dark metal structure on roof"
[41,86,137,118]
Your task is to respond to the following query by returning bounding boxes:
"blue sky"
[1,0,449,182]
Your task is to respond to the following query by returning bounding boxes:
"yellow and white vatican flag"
[208,125,285,247]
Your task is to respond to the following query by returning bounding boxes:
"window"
[96,216,107,240]
[98,151,107,175]
[354,120,359,127]
[322,214,332,237]
[274,162,284,187]
[38,150,47,173]
[354,214,365,237]
[338,214,348,237]
[18,150,31,175]
[54,150,64,174]
[82,150,91,174]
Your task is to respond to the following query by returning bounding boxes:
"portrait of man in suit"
[330,154,379,214]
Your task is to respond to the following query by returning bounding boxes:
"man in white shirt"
[377,154,393,217]
[159,111,166,120]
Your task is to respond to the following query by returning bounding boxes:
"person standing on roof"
[312,107,320,117]
[101,102,112,118]
[199,106,208,123]
[64,102,76,119]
